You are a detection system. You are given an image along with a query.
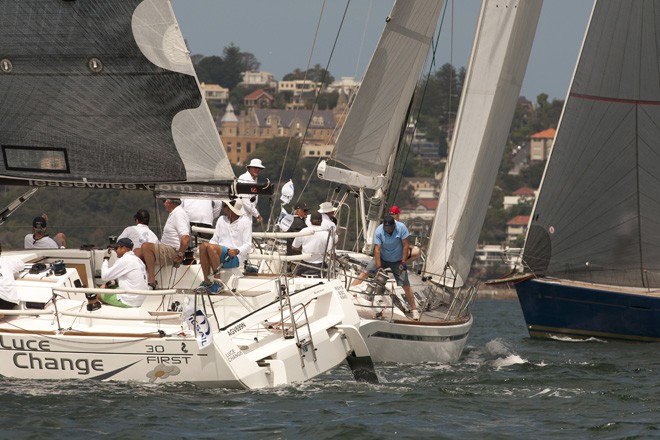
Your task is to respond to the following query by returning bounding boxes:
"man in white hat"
[237,158,266,223]
[311,201,338,237]
[199,199,253,285]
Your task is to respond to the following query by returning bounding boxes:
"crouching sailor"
[89,237,148,311]
[0,244,25,310]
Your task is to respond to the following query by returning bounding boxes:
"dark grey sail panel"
[523,1,660,288]
[0,0,229,185]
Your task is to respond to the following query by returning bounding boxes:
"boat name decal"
[224,348,243,362]
[13,352,103,375]
[227,322,246,336]
[0,335,50,351]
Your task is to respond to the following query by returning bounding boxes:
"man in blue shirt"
[351,215,419,320]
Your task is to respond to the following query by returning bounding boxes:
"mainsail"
[426,0,543,287]
[0,0,233,189]
[522,0,660,288]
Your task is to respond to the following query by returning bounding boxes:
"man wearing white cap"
[199,199,253,285]
[309,201,338,241]
[237,158,266,223]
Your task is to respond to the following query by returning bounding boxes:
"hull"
[344,251,475,363]
[358,315,472,364]
[0,249,374,388]
[515,278,660,342]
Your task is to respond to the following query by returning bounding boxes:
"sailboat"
[513,0,660,342]
[316,0,544,363]
[0,0,376,387]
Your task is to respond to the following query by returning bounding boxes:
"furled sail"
[522,0,660,288]
[426,0,542,287]
[331,0,445,177]
[0,0,234,189]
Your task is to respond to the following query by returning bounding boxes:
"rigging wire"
[386,0,450,205]
[290,0,353,200]
[266,0,330,227]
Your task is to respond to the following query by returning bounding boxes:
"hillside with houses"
[192,46,563,283]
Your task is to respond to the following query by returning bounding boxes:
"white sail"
[331,0,445,177]
[426,0,543,287]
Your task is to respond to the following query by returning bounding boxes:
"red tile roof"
[245,89,273,101]
[530,128,556,139]
[512,187,536,196]
[417,199,438,210]
[507,215,530,226]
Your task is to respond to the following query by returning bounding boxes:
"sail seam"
[570,93,660,106]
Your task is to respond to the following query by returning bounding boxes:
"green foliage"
[283,64,335,86]
[0,186,158,250]
[194,44,260,89]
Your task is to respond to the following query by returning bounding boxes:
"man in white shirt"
[181,198,222,241]
[96,237,148,308]
[308,201,339,243]
[24,216,66,249]
[199,199,252,284]
[0,245,25,309]
[117,209,158,259]
[292,212,336,277]
[141,199,190,289]
[237,158,265,223]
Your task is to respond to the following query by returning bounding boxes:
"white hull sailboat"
[512,0,660,342]
[0,248,372,387]
[0,0,376,387]
[317,0,543,363]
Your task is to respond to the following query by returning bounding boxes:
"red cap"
[389,206,401,215]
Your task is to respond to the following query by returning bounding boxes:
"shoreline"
[476,287,517,300]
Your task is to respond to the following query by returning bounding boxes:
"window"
[247,142,252,153]
[3,146,69,173]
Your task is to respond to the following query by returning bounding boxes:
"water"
[2,299,660,439]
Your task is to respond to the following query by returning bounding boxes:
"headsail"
[522,0,660,288]
[426,0,543,287]
[0,0,233,189]
[330,0,445,178]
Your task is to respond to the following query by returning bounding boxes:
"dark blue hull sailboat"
[514,1,660,343]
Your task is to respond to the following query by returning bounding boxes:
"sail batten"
[522,0,660,288]
[0,0,233,186]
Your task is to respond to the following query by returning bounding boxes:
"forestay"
[522,0,660,288]
[426,0,542,287]
[0,0,234,190]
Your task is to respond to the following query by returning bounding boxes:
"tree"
[282,65,334,86]
[196,56,224,84]
[193,44,261,89]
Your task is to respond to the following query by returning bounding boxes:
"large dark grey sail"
[0,0,233,187]
[522,1,660,288]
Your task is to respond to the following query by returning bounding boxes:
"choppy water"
[2,299,659,439]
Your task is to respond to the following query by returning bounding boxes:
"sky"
[172,0,593,101]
